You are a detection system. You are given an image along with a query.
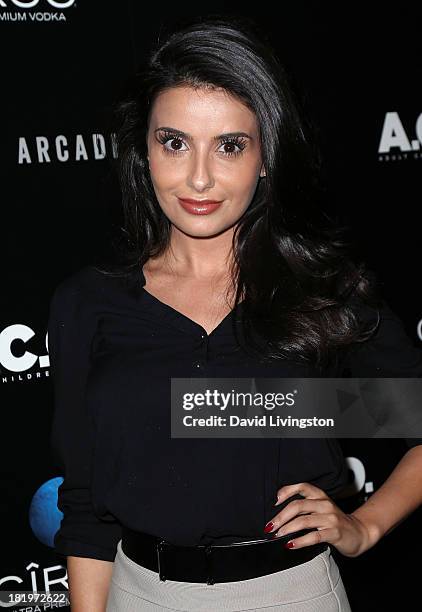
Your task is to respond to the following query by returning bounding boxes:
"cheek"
[149,156,186,187]
[230,165,260,196]
[214,162,260,196]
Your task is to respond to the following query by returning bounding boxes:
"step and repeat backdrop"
[1,3,421,610]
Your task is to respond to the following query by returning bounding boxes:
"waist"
[121,525,329,585]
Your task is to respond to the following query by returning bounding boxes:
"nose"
[186,148,215,192]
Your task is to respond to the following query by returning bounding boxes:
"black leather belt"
[121,526,329,585]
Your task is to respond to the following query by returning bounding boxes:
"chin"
[176,220,234,239]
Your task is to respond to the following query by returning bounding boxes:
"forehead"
[149,85,258,132]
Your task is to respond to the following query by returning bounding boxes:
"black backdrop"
[2,3,422,610]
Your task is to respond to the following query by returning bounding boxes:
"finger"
[272,513,331,537]
[279,528,334,550]
[275,483,329,506]
[268,498,333,533]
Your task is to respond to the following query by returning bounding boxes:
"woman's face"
[146,85,266,238]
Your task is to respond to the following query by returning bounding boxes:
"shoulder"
[49,263,143,327]
[47,263,142,365]
[51,263,139,305]
[341,291,422,376]
[52,265,108,300]
[47,266,102,335]
[347,290,414,345]
[346,291,381,333]
[48,265,115,330]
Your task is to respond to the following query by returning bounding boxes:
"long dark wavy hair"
[96,15,382,370]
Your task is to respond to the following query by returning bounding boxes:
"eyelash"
[157,130,247,158]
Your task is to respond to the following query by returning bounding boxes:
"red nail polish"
[264,521,274,533]
[284,541,294,549]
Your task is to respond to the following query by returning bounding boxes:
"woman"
[48,16,422,611]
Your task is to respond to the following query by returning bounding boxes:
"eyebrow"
[154,126,253,141]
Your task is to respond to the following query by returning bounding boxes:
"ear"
[260,164,266,178]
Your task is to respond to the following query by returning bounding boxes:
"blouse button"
[194,361,204,369]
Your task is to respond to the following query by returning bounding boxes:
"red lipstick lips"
[177,197,223,215]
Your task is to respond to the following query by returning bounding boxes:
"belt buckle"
[156,539,215,585]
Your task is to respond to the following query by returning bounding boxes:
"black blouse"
[47,265,422,562]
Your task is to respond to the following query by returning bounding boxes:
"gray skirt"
[106,539,352,611]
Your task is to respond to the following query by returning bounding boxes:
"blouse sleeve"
[48,273,122,561]
[339,295,422,450]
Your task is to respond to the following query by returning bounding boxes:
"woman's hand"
[266,483,376,558]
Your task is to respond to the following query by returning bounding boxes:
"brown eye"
[156,132,189,156]
[222,142,237,154]
[218,136,247,157]
[167,138,185,152]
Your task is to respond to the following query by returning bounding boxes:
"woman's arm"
[350,445,422,552]
[67,556,114,612]
[48,273,122,604]
[269,445,422,557]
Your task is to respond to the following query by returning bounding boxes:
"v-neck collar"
[126,262,243,339]
[142,288,239,338]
